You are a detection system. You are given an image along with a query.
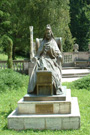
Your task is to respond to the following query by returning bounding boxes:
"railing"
[63,54,73,63]
[0,52,90,73]
[0,61,7,69]
[62,52,90,67]
[13,60,24,72]
[0,60,25,72]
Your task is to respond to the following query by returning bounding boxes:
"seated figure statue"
[28,24,63,95]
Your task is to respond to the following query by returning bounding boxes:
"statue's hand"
[32,57,38,63]
[44,44,50,52]
[58,55,63,63]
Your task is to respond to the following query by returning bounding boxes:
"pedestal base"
[17,98,71,114]
[8,97,80,130]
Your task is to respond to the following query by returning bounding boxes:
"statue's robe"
[28,38,62,94]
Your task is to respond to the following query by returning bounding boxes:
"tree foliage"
[2,35,13,68]
[0,0,75,57]
[69,0,90,51]
[24,0,74,52]
[6,37,13,68]
[0,0,12,50]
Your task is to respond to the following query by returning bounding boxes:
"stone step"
[8,97,80,130]
[62,73,89,78]
[62,77,82,82]
[24,94,66,101]
[62,67,90,70]
[18,89,71,115]
[62,68,90,78]
[17,98,71,115]
[24,86,69,101]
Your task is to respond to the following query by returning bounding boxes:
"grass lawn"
[0,69,90,135]
[0,53,8,60]
[0,52,28,60]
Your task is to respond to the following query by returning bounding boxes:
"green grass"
[16,55,28,60]
[0,52,28,60]
[0,53,8,60]
[0,69,90,135]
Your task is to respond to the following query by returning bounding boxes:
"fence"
[62,52,90,67]
[0,52,90,74]
[0,60,29,73]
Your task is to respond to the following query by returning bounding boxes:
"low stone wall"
[62,52,90,67]
[0,60,30,74]
[0,52,90,74]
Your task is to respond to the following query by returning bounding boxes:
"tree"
[2,35,13,68]
[24,0,74,52]
[0,0,74,57]
[69,0,90,51]
[6,37,13,68]
[0,0,12,51]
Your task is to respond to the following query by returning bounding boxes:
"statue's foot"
[44,67,47,70]
[38,67,43,70]
[56,88,63,95]
[38,67,47,70]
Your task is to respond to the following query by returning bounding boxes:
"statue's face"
[45,29,52,40]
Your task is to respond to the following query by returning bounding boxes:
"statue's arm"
[36,44,44,58]
[55,49,63,63]
[32,43,44,62]
[51,41,63,63]
[48,41,61,58]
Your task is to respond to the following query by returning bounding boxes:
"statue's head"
[43,24,54,40]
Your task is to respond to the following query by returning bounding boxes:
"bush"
[71,74,90,90]
[0,69,29,92]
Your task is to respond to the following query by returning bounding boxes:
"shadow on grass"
[21,129,74,133]
[5,128,75,133]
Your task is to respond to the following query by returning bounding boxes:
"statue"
[28,24,63,95]
[73,43,79,52]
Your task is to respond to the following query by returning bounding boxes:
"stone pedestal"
[7,86,80,130]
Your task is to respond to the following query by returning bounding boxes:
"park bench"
[74,59,90,68]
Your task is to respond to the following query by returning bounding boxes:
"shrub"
[72,74,90,90]
[0,69,29,92]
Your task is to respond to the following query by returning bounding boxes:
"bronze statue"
[28,24,63,95]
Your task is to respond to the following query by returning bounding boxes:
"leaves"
[69,0,90,51]
[0,69,29,92]
[0,0,75,57]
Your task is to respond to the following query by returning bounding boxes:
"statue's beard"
[46,34,52,40]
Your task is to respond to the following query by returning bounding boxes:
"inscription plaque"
[36,104,53,114]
